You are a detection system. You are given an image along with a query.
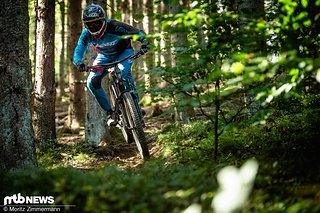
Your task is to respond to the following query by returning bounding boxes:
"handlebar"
[86,51,143,72]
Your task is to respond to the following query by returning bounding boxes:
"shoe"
[106,110,117,126]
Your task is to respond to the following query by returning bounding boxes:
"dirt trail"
[55,99,172,168]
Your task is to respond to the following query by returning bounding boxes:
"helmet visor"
[85,19,104,34]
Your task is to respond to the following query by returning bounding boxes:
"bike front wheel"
[123,92,150,159]
[109,84,134,144]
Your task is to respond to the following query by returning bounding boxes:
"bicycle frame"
[105,55,144,126]
[86,52,142,116]
[86,52,149,158]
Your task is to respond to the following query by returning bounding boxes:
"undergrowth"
[2,98,320,212]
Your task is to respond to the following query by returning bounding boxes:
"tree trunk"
[143,0,155,103]
[0,0,37,171]
[153,1,171,98]
[84,0,112,146]
[121,0,130,23]
[33,0,56,143]
[67,0,86,129]
[158,2,171,68]
[132,0,144,84]
[58,0,66,98]
[33,0,38,84]
[214,79,221,161]
[108,0,115,18]
[238,0,265,117]
[168,0,195,123]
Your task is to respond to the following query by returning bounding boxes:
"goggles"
[85,19,104,34]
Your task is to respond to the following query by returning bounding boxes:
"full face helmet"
[82,4,106,38]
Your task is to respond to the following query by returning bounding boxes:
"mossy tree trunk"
[0,0,37,171]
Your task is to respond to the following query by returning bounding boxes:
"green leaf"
[303,19,311,27]
[233,52,248,62]
[301,0,308,8]
[289,68,299,82]
[256,22,266,30]
[295,12,308,21]
[230,62,244,75]
[293,22,300,30]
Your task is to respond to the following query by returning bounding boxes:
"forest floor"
[54,97,172,170]
[37,97,320,212]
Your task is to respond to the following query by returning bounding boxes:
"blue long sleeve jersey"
[73,19,145,66]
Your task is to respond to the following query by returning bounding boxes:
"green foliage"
[2,161,215,213]
[19,1,320,212]
[37,140,97,169]
[2,101,320,212]
[219,94,320,180]
[157,121,215,163]
[150,0,320,131]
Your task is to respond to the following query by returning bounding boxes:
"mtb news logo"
[3,193,54,205]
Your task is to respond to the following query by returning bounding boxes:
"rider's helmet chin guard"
[82,3,107,38]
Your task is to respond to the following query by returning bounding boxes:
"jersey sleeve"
[108,20,146,41]
[73,29,91,66]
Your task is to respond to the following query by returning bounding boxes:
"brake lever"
[86,66,105,73]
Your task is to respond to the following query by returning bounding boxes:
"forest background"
[1,0,320,212]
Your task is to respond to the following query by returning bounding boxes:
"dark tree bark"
[108,0,115,18]
[33,0,38,83]
[67,0,86,129]
[33,0,56,143]
[121,0,130,23]
[0,0,37,171]
[58,0,66,98]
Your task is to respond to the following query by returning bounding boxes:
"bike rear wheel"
[123,92,150,159]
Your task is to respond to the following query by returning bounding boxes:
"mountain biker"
[73,3,149,126]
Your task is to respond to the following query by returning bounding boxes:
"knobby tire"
[123,92,150,159]
[109,85,133,144]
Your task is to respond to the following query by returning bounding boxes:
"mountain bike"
[86,52,150,159]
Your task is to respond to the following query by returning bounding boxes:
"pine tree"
[33,0,56,143]
[0,0,37,171]
[67,0,86,129]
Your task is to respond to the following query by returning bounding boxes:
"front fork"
[117,79,145,127]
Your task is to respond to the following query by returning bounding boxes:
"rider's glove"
[77,63,87,72]
[140,39,149,55]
